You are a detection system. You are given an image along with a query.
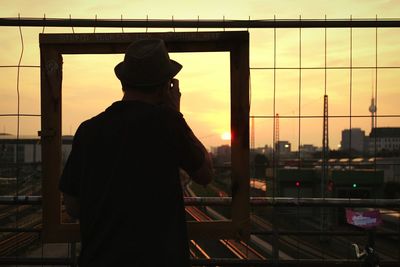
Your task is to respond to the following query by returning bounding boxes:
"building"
[214,144,231,164]
[374,157,400,183]
[0,135,42,164]
[369,127,400,153]
[340,128,366,153]
[0,135,73,165]
[299,144,318,158]
[276,141,291,154]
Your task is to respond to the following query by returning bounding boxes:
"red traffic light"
[295,181,300,187]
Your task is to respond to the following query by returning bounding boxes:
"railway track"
[0,185,42,256]
[206,183,328,258]
[186,205,266,260]
[0,214,41,256]
[184,187,266,260]
[251,214,340,259]
[206,182,397,261]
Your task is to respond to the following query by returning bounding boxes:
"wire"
[250,114,400,119]
[0,114,40,117]
[121,14,124,33]
[16,13,24,201]
[70,14,75,34]
[250,66,400,69]
[14,12,24,260]
[297,14,302,261]
[146,14,148,33]
[41,14,46,34]
[223,15,226,31]
[272,15,277,200]
[0,65,39,68]
[94,14,97,33]
[348,15,353,171]
[298,15,302,160]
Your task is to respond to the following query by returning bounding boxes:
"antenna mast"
[369,78,377,131]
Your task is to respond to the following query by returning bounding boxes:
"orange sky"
[0,0,400,150]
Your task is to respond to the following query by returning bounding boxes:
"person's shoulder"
[74,108,110,139]
[157,105,183,121]
[80,111,107,128]
[84,101,124,126]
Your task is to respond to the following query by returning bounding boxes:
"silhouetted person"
[353,230,380,267]
[353,243,380,267]
[59,39,213,267]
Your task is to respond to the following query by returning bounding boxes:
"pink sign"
[346,209,382,229]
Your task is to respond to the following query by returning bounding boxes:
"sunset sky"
[1,0,399,150]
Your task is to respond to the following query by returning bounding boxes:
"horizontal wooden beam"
[2,17,400,28]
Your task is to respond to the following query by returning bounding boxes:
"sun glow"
[220,131,231,141]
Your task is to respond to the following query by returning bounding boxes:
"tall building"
[369,127,400,153]
[340,128,366,153]
[215,144,231,164]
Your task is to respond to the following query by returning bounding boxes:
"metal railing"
[1,16,400,266]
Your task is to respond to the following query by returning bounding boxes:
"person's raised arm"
[162,78,213,186]
[182,128,213,186]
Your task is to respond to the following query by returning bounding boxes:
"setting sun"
[221,131,231,141]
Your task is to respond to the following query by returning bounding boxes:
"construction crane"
[251,116,255,150]
[322,95,329,196]
[321,94,329,242]
[275,113,280,154]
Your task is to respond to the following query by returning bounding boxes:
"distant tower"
[369,77,377,131]
[320,94,329,240]
[275,113,280,153]
[251,116,255,149]
[369,95,377,131]
[273,113,280,197]
[322,95,329,195]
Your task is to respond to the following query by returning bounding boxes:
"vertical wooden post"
[40,45,63,242]
[230,33,250,240]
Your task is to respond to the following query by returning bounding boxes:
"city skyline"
[3,125,400,154]
[1,0,400,149]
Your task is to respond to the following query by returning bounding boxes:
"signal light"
[295,181,300,187]
[352,183,357,188]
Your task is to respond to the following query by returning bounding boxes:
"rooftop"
[370,127,400,138]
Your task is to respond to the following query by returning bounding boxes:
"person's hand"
[162,78,181,112]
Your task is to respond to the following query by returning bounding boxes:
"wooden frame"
[40,31,249,242]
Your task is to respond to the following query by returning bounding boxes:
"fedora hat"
[114,39,182,88]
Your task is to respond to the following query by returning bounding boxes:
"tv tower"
[369,79,377,131]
